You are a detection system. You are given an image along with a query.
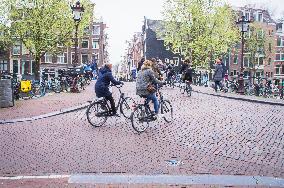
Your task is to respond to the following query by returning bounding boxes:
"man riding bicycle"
[95,63,123,116]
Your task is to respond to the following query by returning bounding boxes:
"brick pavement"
[0,82,95,120]
[0,82,283,187]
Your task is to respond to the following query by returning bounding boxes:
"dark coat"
[214,64,223,81]
[95,66,121,98]
[183,67,193,82]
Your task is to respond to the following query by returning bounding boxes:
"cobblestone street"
[0,82,283,187]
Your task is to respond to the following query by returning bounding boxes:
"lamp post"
[236,15,251,94]
[71,1,84,67]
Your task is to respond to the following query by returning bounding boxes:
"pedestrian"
[151,58,163,81]
[213,59,223,92]
[136,60,165,116]
[137,57,145,72]
[95,63,123,116]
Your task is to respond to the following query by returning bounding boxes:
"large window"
[258,12,263,22]
[45,53,53,63]
[277,38,284,47]
[276,52,284,61]
[92,39,99,49]
[0,60,8,71]
[93,25,100,35]
[257,56,264,66]
[81,54,89,64]
[243,56,250,67]
[12,45,21,55]
[275,65,281,74]
[13,60,19,74]
[57,53,65,64]
[233,55,238,64]
[82,40,89,49]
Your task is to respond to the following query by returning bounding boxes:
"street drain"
[165,159,182,166]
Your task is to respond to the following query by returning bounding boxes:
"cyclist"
[166,62,175,85]
[181,61,193,93]
[136,60,165,116]
[95,63,123,116]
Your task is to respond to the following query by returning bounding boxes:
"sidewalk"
[191,84,284,106]
[0,82,95,121]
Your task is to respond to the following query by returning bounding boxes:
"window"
[0,60,8,71]
[277,38,282,46]
[93,25,100,35]
[173,57,179,66]
[82,40,89,49]
[268,58,271,65]
[282,65,284,74]
[81,54,89,64]
[269,43,272,52]
[92,39,99,49]
[45,53,52,63]
[258,12,263,22]
[275,52,284,61]
[275,65,281,74]
[57,53,65,64]
[84,26,90,34]
[13,60,19,74]
[12,45,20,55]
[258,56,264,66]
[233,70,237,75]
[233,55,238,64]
[243,56,250,67]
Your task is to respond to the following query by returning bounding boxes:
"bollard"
[0,79,14,108]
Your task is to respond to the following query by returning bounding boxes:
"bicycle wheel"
[86,101,108,127]
[186,84,192,97]
[161,100,173,123]
[120,97,136,119]
[130,105,149,133]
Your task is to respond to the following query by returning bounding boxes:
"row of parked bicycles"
[221,77,284,99]
[0,67,94,100]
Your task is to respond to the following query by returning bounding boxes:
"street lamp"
[236,15,251,94]
[71,1,84,67]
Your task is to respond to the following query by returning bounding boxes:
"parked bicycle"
[130,85,173,133]
[86,84,136,127]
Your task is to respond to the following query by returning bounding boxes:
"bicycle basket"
[20,80,32,92]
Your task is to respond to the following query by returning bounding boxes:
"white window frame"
[243,55,250,67]
[0,60,8,71]
[71,52,75,62]
[82,39,89,49]
[275,65,281,75]
[243,11,250,21]
[45,53,53,63]
[92,39,99,49]
[258,12,263,22]
[12,45,21,55]
[275,52,284,61]
[57,53,65,64]
[173,57,179,66]
[276,38,284,47]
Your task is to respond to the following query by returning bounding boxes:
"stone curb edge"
[0,103,89,125]
[193,90,284,107]
[0,174,283,187]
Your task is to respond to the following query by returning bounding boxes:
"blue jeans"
[146,93,159,114]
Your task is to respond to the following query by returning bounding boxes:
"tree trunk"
[34,54,41,81]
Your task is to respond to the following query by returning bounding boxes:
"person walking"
[213,59,223,92]
[137,57,145,72]
[95,63,123,116]
[136,60,165,116]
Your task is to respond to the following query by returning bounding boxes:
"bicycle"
[86,84,136,127]
[180,80,192,97]
[130,85,173,133]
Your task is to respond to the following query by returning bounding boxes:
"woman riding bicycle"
[95,63,123,116]
[136,60,165,116]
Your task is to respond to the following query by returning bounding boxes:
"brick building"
[274,22,284,82]
[0,8,107,75]
[227,7,276,81]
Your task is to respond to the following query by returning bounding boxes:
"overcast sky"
[92,0,283,65]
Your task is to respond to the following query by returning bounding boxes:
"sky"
[92,0,284,65]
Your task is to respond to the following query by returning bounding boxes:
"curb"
[193,90,284,107]
[0,103,89,125]
[0,174,283,187]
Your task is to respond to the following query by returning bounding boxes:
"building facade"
[0,21,107,75]
[274,22,284,81]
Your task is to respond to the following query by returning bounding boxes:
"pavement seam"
[192,90,284,106]
[0,103,89,125]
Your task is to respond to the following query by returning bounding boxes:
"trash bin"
[0,79,14,108]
